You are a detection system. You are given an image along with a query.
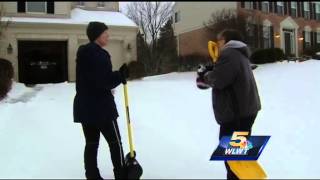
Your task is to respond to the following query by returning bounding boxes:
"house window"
[305,31,311,47]
[97,2,105,8]
[262,1,269,13]
[76,1,85,7]
[277,2,284,15]
[175,11,181,23]
[317,32,320,43]
[26,2,46,13]
[316,4,320,20]
[244,2,253,10]
[263,25,271,48]
[304,2,310,19]
[291,2,297,18]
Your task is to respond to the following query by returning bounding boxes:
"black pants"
[218,113,257,180]
[81,120,126,179]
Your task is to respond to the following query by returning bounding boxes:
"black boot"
[113,167,127,179]
[85,168,104,180]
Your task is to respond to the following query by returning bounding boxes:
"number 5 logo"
[229,131,249,148]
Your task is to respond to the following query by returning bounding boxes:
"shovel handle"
[123,84,135,158]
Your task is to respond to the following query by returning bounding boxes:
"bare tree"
[125,2,174,74]
[204,8,264,51]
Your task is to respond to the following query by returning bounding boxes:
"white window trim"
[244,2,253,9]
[304,2,311,20]
[290,2,297,17]
[304,2,310,11]
[26,2,47,14]
[277,2,283,6]
[291,2,297,9]
[262,1,269,12]
[277,2,284,15]
[305,31,311,43]
[316,4,320,13]
[263,25,272,48]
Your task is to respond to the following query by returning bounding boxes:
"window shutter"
[254,24,257,48]
[270,26,274,48]
[315,32,318,47]
[311,31,314,46]
[312,3,316,20]
[240,2,245,8]
[288,2,292,16]
[301,2,305,18]
[47,2,55,14]
[303,31,306,50]
[284,2,288,15]
[253,2,257,9]
[298,2,301,17]
[17,1,26,13]
[269,1,273,12]
[259,24,263,48]
[258,2,262,10]
[273,2,278,13]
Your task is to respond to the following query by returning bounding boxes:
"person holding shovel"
[73,21,129,179]
[198,29,261,179]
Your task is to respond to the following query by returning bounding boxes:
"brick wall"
[178,27,212,57]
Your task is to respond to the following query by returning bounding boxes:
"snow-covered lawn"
[1,60,320,179]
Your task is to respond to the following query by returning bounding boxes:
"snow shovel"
[208,41,267,179]
[123,83,143,179]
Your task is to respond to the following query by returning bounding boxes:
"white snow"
[0,60,320,178]
[1,8,137,27]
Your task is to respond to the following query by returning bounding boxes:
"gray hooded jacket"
[204,40,261,125]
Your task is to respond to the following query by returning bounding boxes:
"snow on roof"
[1,8,137,27]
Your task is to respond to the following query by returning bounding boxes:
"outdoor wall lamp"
[275,34,280,38]
[127,43,132,51]
[299,37,304,41]
[7,43,13,54]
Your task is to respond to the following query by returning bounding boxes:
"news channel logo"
[210,131,270,161]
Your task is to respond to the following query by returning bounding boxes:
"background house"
[0,2,138,84]
[173,1,320,58]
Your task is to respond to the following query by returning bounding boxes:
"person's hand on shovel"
[119,63,129,84]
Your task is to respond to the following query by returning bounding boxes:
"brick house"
[173,1,320,58]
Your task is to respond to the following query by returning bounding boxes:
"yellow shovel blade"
[227,161,267,179]
[208,41,219,63]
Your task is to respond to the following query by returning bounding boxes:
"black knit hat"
[86,21,109,42]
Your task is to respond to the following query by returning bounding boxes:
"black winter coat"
[73,42,123,124]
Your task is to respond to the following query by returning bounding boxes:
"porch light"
[7,43,13,54]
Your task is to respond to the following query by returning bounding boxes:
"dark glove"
[197,64,213,77]
[196,64,211,90]
[119,63,129,84]
[196,75,210,90]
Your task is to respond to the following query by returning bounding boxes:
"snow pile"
[0,60,320,178]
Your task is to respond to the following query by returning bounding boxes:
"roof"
[1,8,137,27]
